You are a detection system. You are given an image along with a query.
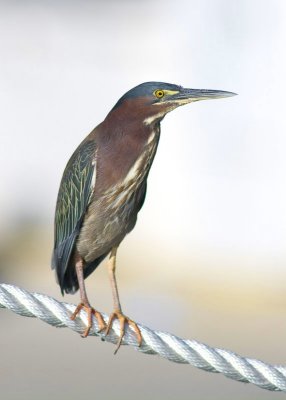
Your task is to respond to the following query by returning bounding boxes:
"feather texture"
[52,139,96,291]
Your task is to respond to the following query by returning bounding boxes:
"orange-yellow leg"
[105,247,142,354]
[71,256,106,337]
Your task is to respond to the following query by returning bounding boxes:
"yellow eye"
[154,89,164,98]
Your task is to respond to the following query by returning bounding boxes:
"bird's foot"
[71,302,106,337]
[105,309,142,354]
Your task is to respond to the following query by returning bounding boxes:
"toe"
[105,311,142,353]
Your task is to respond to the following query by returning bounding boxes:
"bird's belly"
[76,187,142,263]
[77,127,159,263]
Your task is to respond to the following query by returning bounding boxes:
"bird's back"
[52,136,97,293]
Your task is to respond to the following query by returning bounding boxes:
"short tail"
[58,252,109,295]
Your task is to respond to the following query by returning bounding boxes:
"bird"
[52,81,236,353]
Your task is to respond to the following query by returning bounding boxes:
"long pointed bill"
[173,88,237,104]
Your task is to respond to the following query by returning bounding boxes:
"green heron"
[52,81,235,352]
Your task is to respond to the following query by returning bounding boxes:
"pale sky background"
[1,1,286,399]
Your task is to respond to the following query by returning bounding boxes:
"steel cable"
[1,282,285,392]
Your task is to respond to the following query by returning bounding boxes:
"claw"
[105,310,142,354]
[71,302,106,337]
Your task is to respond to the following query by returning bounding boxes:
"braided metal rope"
[1,283,285,392]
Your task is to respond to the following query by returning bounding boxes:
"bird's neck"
[103,106,160,146]
[94,117,160,194]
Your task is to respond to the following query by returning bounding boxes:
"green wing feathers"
[52,139,96,289]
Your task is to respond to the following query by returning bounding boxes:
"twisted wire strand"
[1,283,285,392]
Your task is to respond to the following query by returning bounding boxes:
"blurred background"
[1,0,286,398]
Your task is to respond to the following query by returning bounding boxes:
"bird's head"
[110,82,236,125]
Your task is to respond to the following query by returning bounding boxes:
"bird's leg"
[70,256,105,337]
[105,247,142,353]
